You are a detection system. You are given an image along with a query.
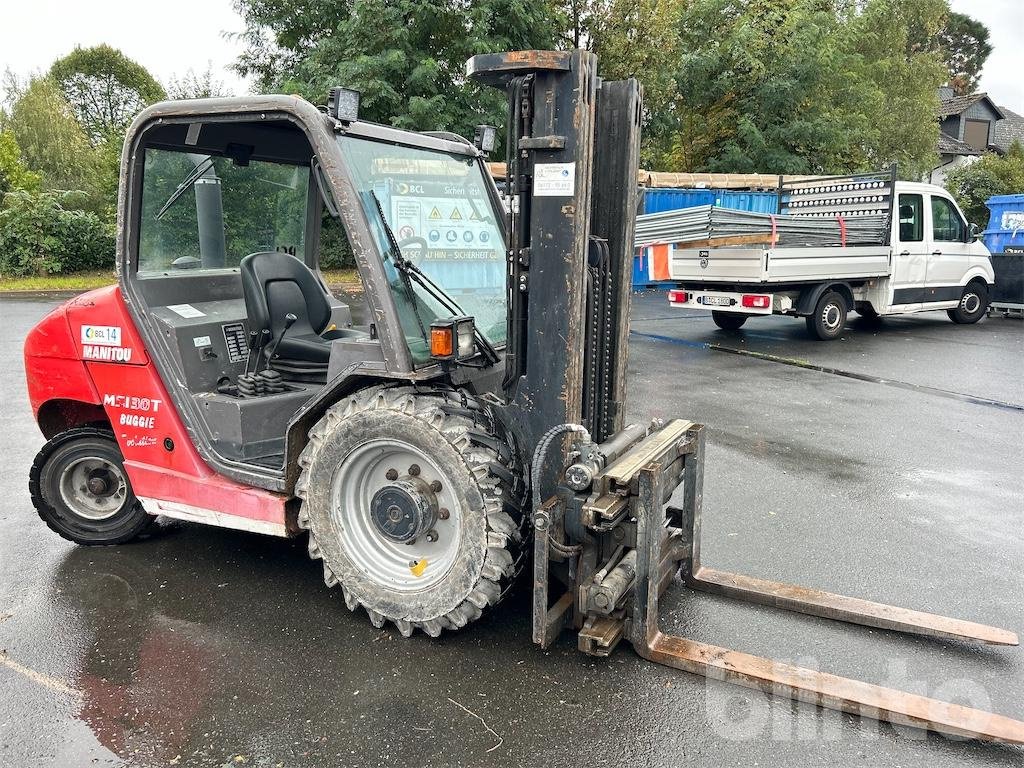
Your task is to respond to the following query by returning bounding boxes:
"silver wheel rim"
[58,456,128,521]
[962,293,980,314]
[821,302,843,331]
[331,439,462,592]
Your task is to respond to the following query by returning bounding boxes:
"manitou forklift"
[23,50,1024,743]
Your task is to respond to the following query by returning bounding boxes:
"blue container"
[634,188,780,287]
[983,194,1024,254]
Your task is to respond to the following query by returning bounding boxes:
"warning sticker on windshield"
[387,180,502,261]
[534,163,576,197]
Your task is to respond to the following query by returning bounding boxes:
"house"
[994,107,1024,154]
[927,88,1006,186]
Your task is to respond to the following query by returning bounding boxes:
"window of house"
[964,119,990,150]
[931,196,966,242]
[898,194,924,242]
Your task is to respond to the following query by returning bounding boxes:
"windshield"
[337,135,506,364]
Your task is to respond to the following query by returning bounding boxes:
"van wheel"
[806,291,848,340]
[29,427,153,545]
[947,283,988,324]
[712,311,747,330]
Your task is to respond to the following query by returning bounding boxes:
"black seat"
[240,251,363,380]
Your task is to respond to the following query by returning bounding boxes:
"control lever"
[264,313,298,370]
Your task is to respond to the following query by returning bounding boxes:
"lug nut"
[386,468,399,481]
[430,480,442,493]
[408,464,421,476]
[425,530,439,543]
[438,507,450,520]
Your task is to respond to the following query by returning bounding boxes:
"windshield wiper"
[156,156,215,220]
[369,191,499,366]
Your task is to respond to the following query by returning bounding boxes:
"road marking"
[0,650,81,699]
[629,330,1024,413]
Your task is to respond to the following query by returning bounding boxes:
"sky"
[1,0,1022,109]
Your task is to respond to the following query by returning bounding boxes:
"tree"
[49,44,165,142]
[0,130,41,195]
[233,0,556,141]
[5,77,101,203]
[663,0,879,174]
[847,0,948,180]
[945,143,1024,226]
[936,11,991,95]
[166,64,233,100]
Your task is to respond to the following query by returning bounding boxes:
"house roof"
[936,92,1006,120]
[995,107,1024,152]
[937,132,982,156]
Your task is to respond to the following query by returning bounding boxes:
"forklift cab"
[120,95,507,476]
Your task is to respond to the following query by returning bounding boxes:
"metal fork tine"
[639,632,1024,744]
[687,566,1019,646]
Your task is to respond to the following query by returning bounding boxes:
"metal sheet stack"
[634,205,888,249]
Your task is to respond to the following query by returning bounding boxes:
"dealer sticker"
[533,163,576,197]
[81,325,122,347]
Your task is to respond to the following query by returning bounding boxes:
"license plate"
[701,295,731,307]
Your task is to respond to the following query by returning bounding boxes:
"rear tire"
[947,283,989,324]
[806,291,848,340]
[296,385,526,637]
[712,311,747,330]
[29,427,152,545]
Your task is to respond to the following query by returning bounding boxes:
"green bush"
[0,189,114,276]
[945,142,1024,227]
[319,213,356,270]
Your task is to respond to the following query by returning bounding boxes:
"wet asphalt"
[0,292,1022,768]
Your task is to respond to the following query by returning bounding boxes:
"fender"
[960,265,994,287]
[794,282,855,316]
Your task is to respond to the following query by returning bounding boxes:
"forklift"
[23,49,1024,744]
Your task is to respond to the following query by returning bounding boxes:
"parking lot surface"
[1,291,1021,767]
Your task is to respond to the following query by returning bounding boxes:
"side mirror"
[969,222,982,241]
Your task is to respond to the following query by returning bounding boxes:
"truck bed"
[660,244,892,284]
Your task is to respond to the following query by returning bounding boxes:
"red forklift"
[23,49,1024,744]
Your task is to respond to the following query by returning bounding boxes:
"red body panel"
[24,286,288,528]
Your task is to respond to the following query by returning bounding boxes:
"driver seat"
[240,251,363,382]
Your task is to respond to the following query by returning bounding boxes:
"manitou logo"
[83,345,133,362]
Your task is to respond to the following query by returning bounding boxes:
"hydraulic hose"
[531,423,591,557]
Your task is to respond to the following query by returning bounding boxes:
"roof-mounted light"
[328,87,360,123]
[473,124,497,154]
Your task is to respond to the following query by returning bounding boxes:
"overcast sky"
[1,0,1022,108]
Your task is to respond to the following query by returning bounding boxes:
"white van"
[653,178,994,340]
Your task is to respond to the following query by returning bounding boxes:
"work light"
[328,87,361,123]
[473,125,497,153]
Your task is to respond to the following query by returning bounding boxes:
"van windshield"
[337,135,506,364]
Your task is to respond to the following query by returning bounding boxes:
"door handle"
[931,250,942,255]
[899,250,910,256]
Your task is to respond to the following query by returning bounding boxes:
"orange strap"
[652,244,671,281]
[837,215,847,247]
[770,215,778,248]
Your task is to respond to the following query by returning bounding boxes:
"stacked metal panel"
[634,205,888,249]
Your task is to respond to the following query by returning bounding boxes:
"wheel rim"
[821,302,843,331]
[331,439,463,592]
[58,456,128,521]
[962,293,980,314]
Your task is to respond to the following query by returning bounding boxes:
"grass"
[0,267,363,294]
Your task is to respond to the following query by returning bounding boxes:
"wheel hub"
[370,477,438,543]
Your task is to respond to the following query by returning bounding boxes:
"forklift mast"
[468,50,641,452]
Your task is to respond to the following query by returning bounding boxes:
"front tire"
[296,386,526,637]
[947,283,989,324]
[29,427,152,545]
[806,290,848,340]
[712,311,747,330]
